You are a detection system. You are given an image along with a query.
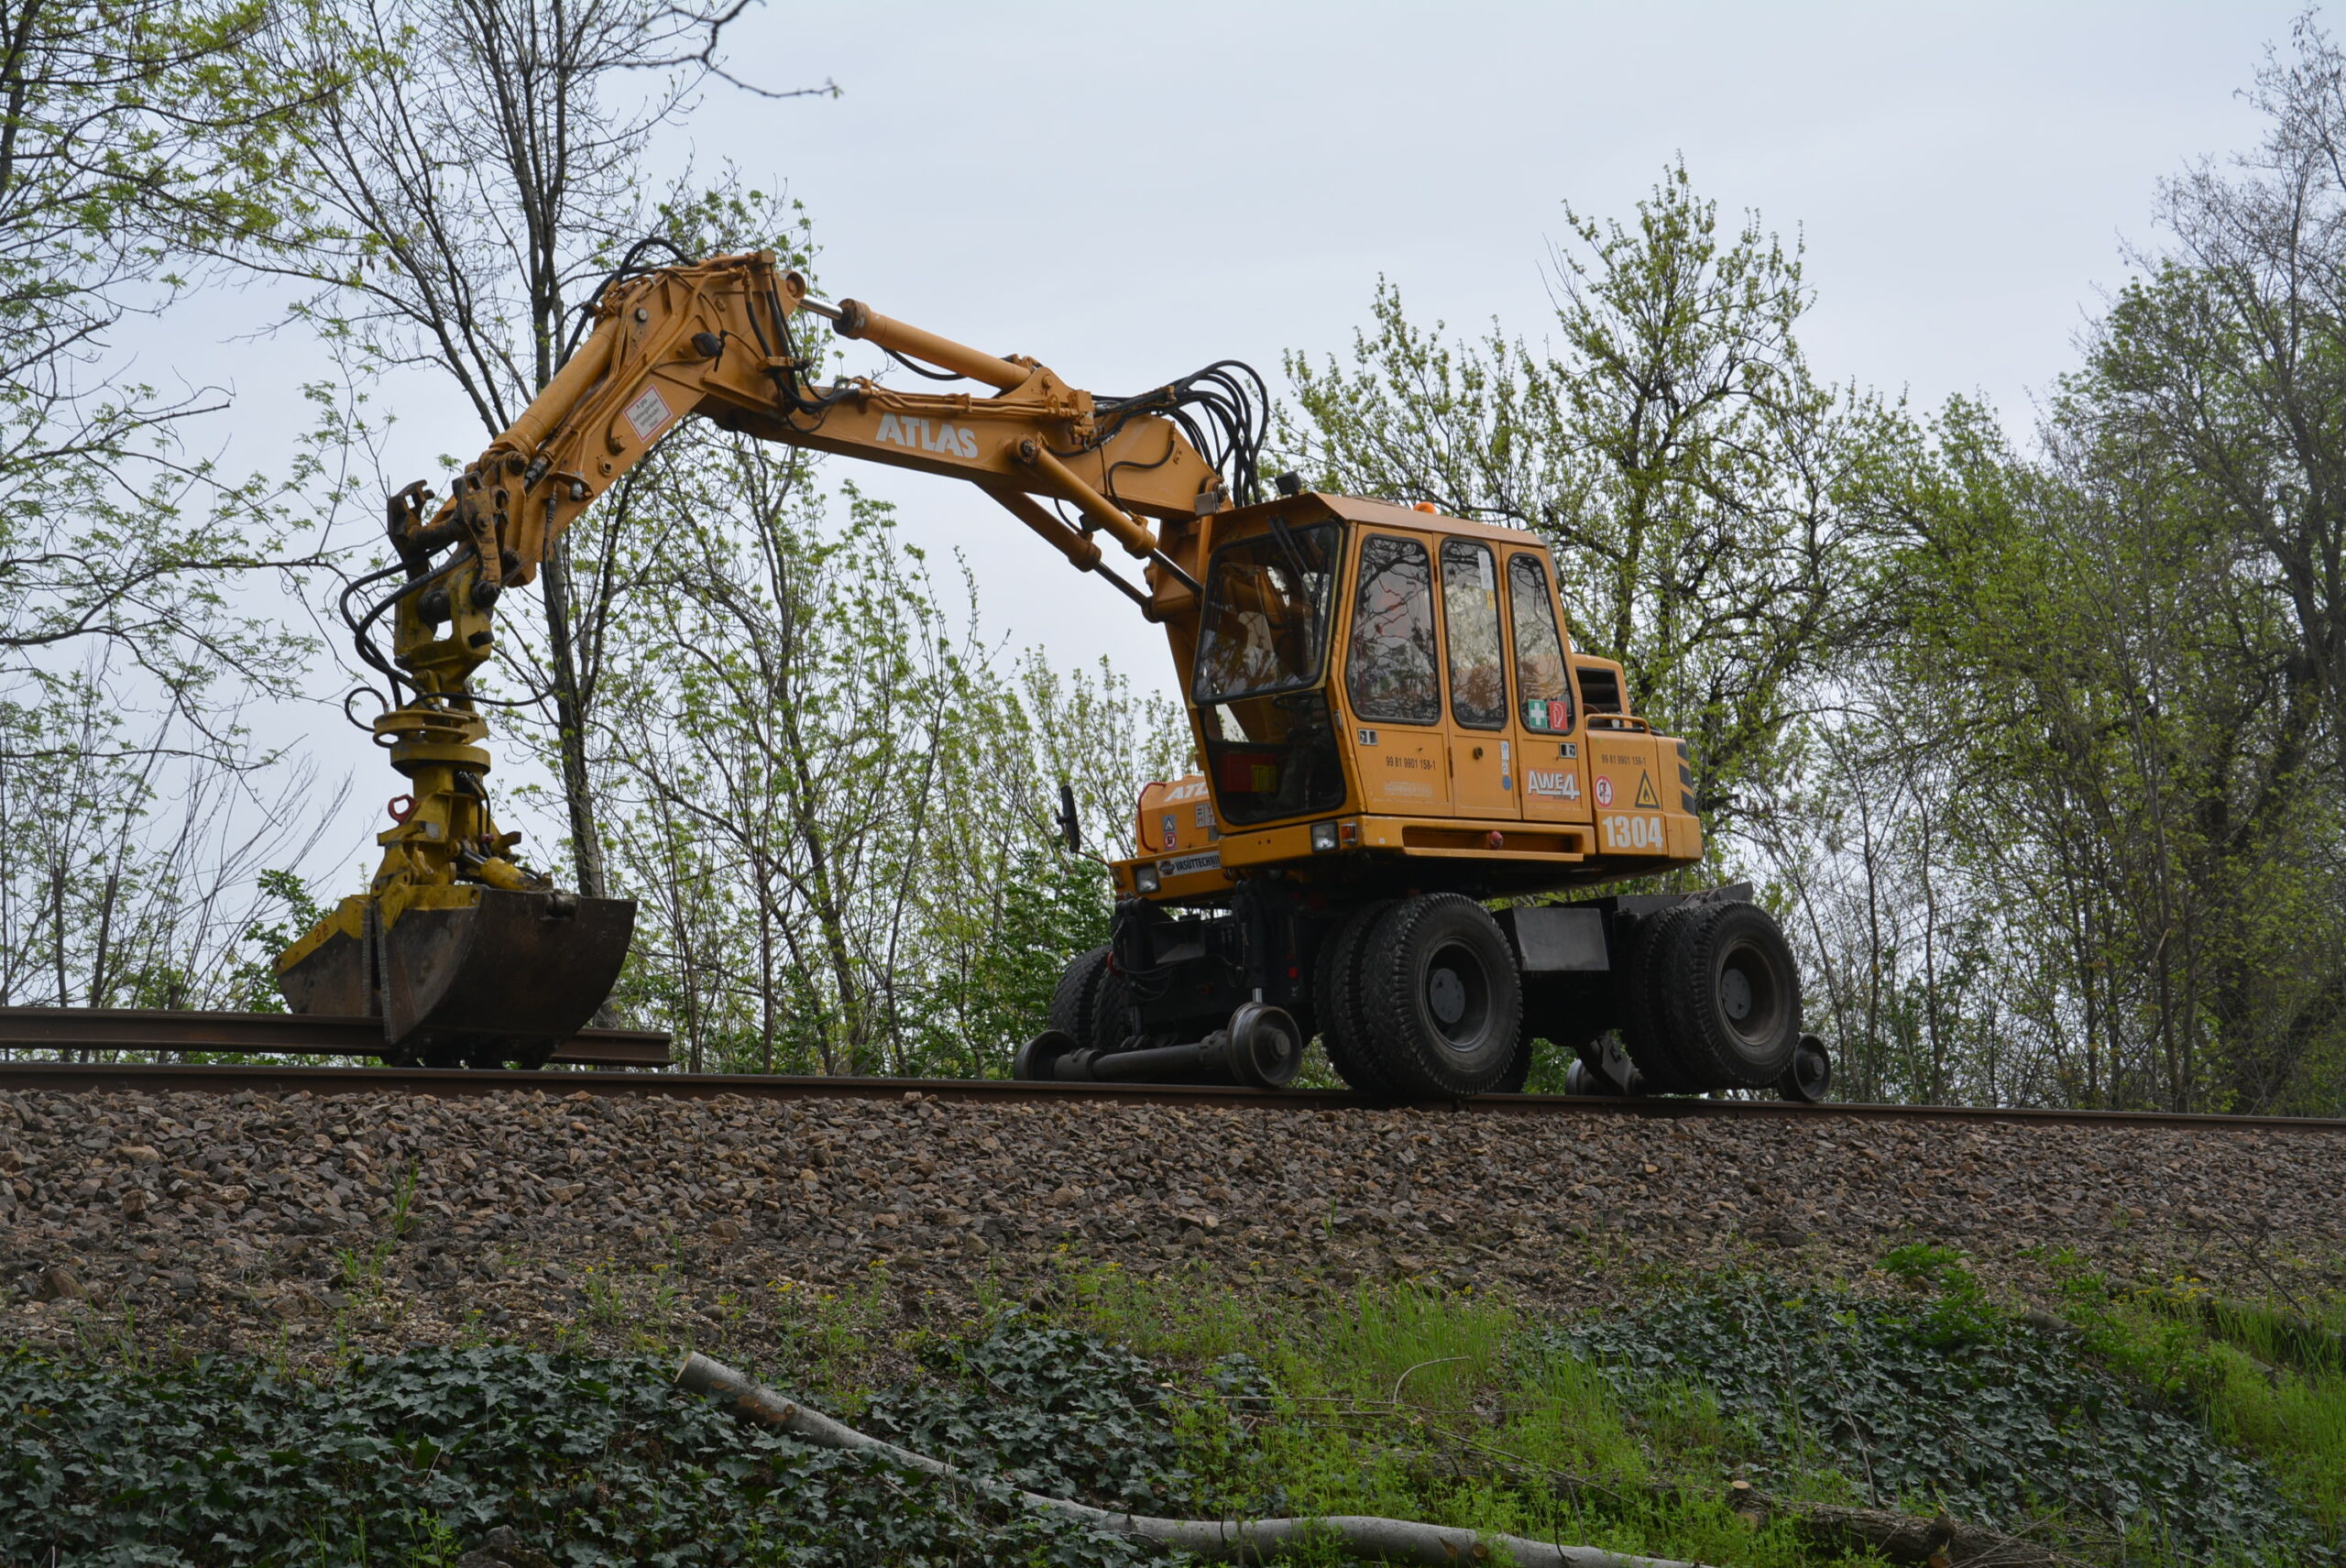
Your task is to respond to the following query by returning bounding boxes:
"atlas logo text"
[876,413,978,458]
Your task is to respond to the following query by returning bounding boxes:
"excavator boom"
[277,250,1241,1064]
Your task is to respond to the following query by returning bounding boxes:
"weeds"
[1049,1264,1845,1565]
[2053,1255,2346,1542]
[762,1265,893,1409]
[334,1161,421,1298]
[1048,1256,2334,1565]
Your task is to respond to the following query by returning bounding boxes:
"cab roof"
[1216,491,1543,551]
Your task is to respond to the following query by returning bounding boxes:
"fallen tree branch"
[1728,1483,2077,1568]
[674,1352,1703,1568]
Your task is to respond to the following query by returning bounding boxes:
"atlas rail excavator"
[276,247,1831,1102]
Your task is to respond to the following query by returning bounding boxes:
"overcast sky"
[682,1,2300,685]
[174,0,2310,889]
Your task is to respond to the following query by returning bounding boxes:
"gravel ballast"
[2,1085,2341,1357]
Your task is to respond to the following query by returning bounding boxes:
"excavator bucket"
[279,889,635,1069]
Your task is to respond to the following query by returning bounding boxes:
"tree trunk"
[535,541,607,900]
[1728,1483,2067,1568]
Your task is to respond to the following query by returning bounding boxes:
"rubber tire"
[1618,905,1698,1093]
[1312,901,1396,1094]
[1491,1024,1533,1094]
[1659,901,1803,1088]
[1091,964,1135,1054]
[1047,946,1110,1047]
[1358,894,1524,1097]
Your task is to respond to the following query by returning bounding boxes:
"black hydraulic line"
[879,344,963,381]
[561,235,696,363]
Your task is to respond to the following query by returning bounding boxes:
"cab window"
[1507,553,1573,733]
[1191,525,1339,703]
[1346,534,1440,724]
[1441,540,1506,729]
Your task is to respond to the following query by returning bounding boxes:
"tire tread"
[1660,901,1802,1088]
[1359,894,1523,1097]
[1315,902,1395,1094]
[1619,904,1698,1092]
[1047,946,1109,1047]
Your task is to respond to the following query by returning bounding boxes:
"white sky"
[161,0,2305,894]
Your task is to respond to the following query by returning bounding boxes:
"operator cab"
[1188,518,1347,825]
[1163,491,1698,887]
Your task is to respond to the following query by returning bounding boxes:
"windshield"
[1190,523,1339,704]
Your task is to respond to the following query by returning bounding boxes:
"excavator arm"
[278,249,1255,1066]
[401,251,1222,620]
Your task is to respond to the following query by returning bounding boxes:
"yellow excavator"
[277,248,1830,1102]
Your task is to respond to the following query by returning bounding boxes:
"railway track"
[2,1057,2340,1135]
[0,1006,671,1069]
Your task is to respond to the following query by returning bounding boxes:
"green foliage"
[0,4,340,1022]
[943,845,1112,1073]
[588,439,1184,1074]
[1559,1272,2330,1563]
[14,1278,2341,1567]
[1809,382,2346,1111]
[0,1338,1161,1567]
[1057,1266,1850,1567]
[867,1319,1200,1513]
[224,871,329,1015]
[335,1162,422,1295]
[1874,1243,2000,1347]
[2053,1263,2346,1541]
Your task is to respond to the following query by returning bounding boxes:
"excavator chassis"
[1022,881,1831,1102]
[278,888,635,1069]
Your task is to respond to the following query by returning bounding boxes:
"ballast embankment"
[2,1083,2339,1360]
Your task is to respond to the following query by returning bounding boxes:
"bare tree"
[229,0,831,895]
[2123,11,2346,775]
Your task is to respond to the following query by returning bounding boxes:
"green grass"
[1056,1263,1878,1566]
[2053,1256,2346,1543]
[1053,1254,2339,1565]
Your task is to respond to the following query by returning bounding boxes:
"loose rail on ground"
[0,1058,2339,1135]
[0,1007,672,1069]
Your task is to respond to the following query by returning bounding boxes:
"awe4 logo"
[876,412,979,459]
[1526,768,1581,800]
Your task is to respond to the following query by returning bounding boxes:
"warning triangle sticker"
[1634,771,1660,808]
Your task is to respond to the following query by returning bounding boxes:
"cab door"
[1504,549,1592,825]
[1437,537,1520,820]
[1343,530,1452,816]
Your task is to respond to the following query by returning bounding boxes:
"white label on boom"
[624,385,672,442]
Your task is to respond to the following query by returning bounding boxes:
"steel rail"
[0,1060,2340,1134]
[0,1007,672,1069]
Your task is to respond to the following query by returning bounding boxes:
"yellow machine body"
[275,249,1792,1099]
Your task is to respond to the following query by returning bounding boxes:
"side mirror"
[1055,782,1081,851]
